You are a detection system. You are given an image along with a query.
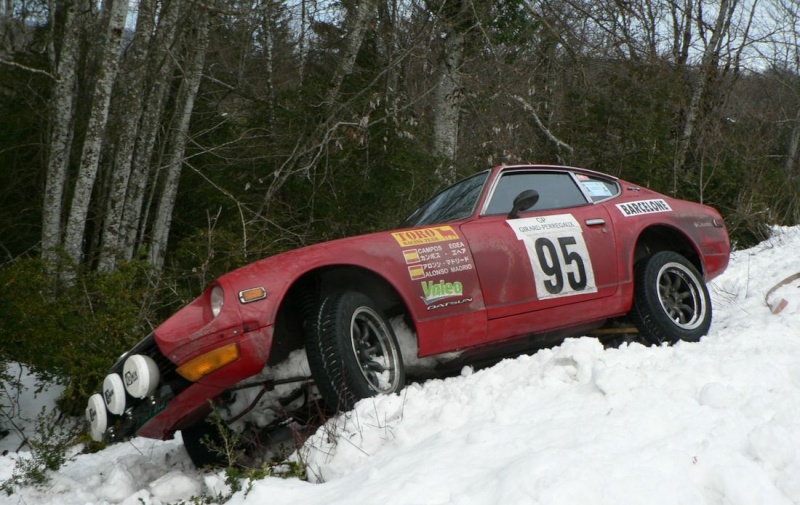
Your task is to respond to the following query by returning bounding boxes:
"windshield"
[401,171,490,227]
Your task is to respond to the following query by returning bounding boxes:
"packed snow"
[3,226,800,505]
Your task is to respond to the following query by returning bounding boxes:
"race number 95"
[508,215,598,300]
[534,236,588,294]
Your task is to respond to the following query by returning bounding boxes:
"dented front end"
[86,278,275,443]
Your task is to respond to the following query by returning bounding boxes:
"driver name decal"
[508,214,598,300]
[616,199,671,217]
[392,226,459,247]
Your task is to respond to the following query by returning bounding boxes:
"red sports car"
[86,165,730,465]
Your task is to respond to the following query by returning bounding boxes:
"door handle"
[585,218,605,226]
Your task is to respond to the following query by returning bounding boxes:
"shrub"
[0,258,159,414]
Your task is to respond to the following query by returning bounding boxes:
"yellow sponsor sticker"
[392,226,459,247]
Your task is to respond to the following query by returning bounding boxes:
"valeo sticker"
[421,279,463,304]
[392,226,459,247]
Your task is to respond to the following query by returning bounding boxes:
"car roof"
[494,164,620,181]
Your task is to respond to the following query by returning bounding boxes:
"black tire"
[306,290,405,412]
[181,417,233,468]
[631,251,712,345]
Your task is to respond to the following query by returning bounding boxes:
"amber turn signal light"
[176,343,240,381]
[238,287,267,304]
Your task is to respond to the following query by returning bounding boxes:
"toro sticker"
[392,226,459,247]
[616,199,671,217]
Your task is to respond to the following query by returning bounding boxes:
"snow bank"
[2,226,800,505]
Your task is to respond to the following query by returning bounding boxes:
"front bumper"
[86,326,273,442]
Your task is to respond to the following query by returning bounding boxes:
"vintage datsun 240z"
[86,164,730,465]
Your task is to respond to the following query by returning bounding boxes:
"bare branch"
[509,94,573,163]
[0,58,58,80]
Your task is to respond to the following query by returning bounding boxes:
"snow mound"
[2,226,800,505]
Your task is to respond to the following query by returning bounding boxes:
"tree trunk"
[324,0,378,108]
[785,108,800,179]
[299,0,306,85]
[433,0,471,184]
[262,0,276,129]
[120,0,184,261]
[260,0,378,210]
[41,0,83,268]
[148,7,210,270]
[96,0,157,272]
[670,0,693,66]
[671,0,734,178]
[62,0,129,267]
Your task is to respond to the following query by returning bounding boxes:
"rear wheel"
[306,290,405,411]
[631,251,711,345]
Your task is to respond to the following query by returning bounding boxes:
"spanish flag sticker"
[403,249,421,264]
[408,265,426,280]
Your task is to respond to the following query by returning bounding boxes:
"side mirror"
[508,189,540,219]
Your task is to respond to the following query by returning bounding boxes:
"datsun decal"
[615,199,671,217]
[426,297,473,311]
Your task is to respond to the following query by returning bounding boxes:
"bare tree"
[62,0,129,268]
[770,0,800,179]
[41,0,85,268]
[671,0,750,177]
[431,0,472,183]
[120,0,184,261]
[325,0,379,108]
[96,0,158,272]
[260,0,380,209]
[149,6,211,270]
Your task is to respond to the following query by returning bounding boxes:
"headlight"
[86,394,108,442]
[102,373,126,415]
[210,285,224,318]
[123,355,160,399]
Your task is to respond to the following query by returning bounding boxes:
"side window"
[484,172,589,215]
[576,174,620,202]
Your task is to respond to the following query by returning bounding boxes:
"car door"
[459,169,619,341]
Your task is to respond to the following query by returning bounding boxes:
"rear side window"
[484,172,589,215]
[576,174,620,202]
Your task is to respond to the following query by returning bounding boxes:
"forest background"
[0,0,799,419]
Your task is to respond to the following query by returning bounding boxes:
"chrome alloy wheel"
[656,262,707,330]
[349,306,402,394]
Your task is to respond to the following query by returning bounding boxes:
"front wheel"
[181,417,237,468]
[631,251,712,345]
[306,290,405,412]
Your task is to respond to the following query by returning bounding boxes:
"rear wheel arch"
[626,226,713,345]
[632,225,703,276]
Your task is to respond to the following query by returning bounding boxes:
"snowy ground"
[2,226,800,505]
